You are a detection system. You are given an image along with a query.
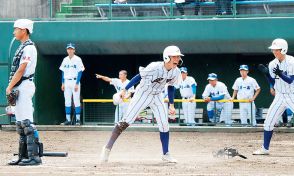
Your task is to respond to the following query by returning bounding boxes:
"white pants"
[182,101,196,124]
[114,102,128,123]
[64,79,81,107]
[239,102,256,126]
[122,90,169,132]
[207,101,233,124]
[264,93,294,131]
[14,80,35,122]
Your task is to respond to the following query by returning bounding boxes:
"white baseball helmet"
[268,38,288,55]
[163,45,184,63]
[113,92,123,105]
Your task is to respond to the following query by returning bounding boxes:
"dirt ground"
[1,130,294,176]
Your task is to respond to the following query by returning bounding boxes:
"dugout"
[0,18,294,124]
[37,53,275,125]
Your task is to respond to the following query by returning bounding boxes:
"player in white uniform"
[202,73,233,125]
[96,70,134,123]
[254,38,294,155]
[231,65,261,126]
[100,45,183,163]
[7,19,42,166]
[59,43,85,125]
[178,67,197,125]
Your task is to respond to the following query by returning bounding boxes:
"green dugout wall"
[0,18,293,124]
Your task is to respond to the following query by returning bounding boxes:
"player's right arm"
[61,71,65,91]
[121,74,141,98]
[167,85,176,115]
[95,74,111,82]
[59,58,66,91]
[202,85,211,102]
[231,79,238,100]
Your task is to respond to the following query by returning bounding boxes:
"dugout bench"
[136,108,204,124]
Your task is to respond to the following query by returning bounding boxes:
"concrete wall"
[0,0,50,18]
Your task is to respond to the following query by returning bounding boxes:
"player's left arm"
[211,85,226,101]
[167,73,181,114]
[167,85,176,115]
[250,79,261,102]
[74,58,85,91]
[6,63,27,94]
[190,78,197,101]
[250,88,261,102]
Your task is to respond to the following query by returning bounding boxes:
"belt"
[66,78,76,80]
[183,97,191,99]
[24,78,34,81]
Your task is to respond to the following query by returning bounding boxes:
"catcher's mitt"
[6,90,19,106]
[258,64,269,75]
[213,147,247,159]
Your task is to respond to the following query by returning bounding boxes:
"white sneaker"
[162,152,177,163]
[253,146,269,155]
[100,146,111,162]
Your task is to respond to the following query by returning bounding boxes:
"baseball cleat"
[162,152,177,163]
[60,120,71,125]
[253,146,269,155]
[100,146,111,163]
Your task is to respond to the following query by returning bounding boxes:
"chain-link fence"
[1,0,294,20]
[82,98,289,127]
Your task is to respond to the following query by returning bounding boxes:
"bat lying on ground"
[14,152,68,157]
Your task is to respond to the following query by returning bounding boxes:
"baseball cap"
[66,43,75,49]
[14,19,34,34]
[239,65,249,71]
[207,73,218,80]
[180,67,188,73]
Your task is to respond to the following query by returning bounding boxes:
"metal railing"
[1,0,294,20]
[82,98,270,127]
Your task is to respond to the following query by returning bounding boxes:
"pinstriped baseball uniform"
[122,61,181,132]
[265,55,294,131]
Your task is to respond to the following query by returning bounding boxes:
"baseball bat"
[42,152,68,157]
[14,151,68,157]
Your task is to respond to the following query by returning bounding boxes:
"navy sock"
[207,110,214,121]
[160,132,169,155]
[263,130,273,150]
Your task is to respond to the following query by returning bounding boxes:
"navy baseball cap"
[207,73,218,80]
[180,67,188,73]
[66,43,75,49]
[239,65,249,71]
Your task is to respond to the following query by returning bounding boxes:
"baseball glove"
[257,64,269,75]
[6,90,19,106]
[273,65,282,76]
[213,147,247,159]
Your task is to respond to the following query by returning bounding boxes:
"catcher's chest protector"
[9,40,34,86]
